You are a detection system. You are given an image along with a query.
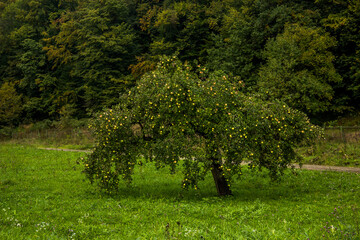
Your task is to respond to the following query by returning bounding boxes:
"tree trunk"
[211,161,232,196]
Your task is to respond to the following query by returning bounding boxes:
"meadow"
[0,144,359,239]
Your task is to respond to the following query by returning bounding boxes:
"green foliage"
[258,24,342,116]
[43,0,140,113]
[206,1,297,87]
[0,82,22,126]
[15,39,51,120]
[0,0,79,122]
[83,57,320,194]
[136,1,214,68]
[1,0,359,127]
[316,0,360,109]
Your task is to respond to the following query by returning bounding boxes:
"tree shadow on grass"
[86,168,338,204]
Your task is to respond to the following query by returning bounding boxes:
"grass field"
[0,144,359,239]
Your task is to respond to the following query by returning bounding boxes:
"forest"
[1,0,359,127]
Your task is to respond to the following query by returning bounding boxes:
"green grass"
[1,145,359,239]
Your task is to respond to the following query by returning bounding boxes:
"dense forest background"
[1,0,359,127]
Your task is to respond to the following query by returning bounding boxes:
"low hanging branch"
[82,56,321,196]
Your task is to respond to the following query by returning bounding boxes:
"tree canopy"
[258,24,342,115]
[83,57,320,195]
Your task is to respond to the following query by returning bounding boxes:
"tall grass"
[299,127,360,167]
[0,119,94,149]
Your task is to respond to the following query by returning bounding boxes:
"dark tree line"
[1,0,359,126]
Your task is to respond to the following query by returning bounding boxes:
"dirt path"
[39,147,360,173]
[292,164,360,173]
[39,147,92,153]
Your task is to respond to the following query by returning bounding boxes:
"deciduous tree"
[44,0,140,113]
[258,24,342,117]
[83,57,320,196]
[0,82,22,126]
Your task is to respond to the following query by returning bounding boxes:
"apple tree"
[82,56,320,196]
